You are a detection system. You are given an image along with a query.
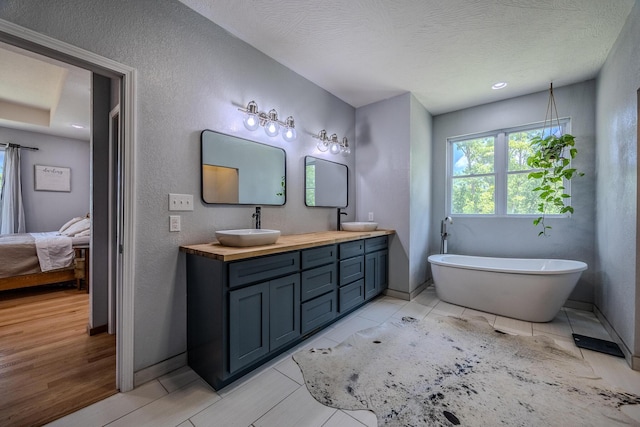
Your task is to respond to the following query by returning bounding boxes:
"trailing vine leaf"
[526,133,584,236]
[276,176,285,197]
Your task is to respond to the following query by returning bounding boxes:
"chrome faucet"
[337,208,347,231]
[440,216,453,254]
[252,206,261,229]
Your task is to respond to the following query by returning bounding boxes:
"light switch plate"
[169,193,194,211]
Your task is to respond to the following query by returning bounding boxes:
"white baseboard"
[384,288,410,301]
[134,352,188,387]
[384,280,431,301]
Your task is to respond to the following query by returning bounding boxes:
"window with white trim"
[447,120,569,216]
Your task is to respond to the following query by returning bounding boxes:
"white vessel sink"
[215,229,281,247]
[341,222,378,232]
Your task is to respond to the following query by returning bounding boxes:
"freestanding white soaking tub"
[427,254,588,322]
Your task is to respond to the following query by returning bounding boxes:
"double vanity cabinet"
[180,230,393,390]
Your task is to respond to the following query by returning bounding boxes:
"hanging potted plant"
[526,83,583,236]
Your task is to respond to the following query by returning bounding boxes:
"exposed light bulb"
[329,134,341,154]
[282,116,297,142]
[243,113,260,131]
[317,140,329,152]
[264,120,280,137]
[283,127,296,142]
[341,137,350,156]
[264,109,280,137]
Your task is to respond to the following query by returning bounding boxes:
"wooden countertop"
[180,229,395,262]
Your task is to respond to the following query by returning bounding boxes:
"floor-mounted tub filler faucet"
[440,216,453,254]
[253,206,261,229]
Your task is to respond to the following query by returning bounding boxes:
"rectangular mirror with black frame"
[304,156,348,208]
[201,130,286,205]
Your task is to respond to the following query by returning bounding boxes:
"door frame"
[0,18,137,392]
[109,105,120,336]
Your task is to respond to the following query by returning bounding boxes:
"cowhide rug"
[293,316,640,426]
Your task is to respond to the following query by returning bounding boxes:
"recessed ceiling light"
[491,82,508,90]
[71,124,85,129]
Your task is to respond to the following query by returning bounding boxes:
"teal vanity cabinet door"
[229,282,269,373]
[269,274,301,350]
[364,236,389,300]
[364,252,380,300]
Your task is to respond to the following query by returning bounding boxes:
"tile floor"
[48,287,640,427]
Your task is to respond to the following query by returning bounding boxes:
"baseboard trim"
[384,288,410,301]
[134,352,188,387]
[409,281,430,300]
[87,324,108,336]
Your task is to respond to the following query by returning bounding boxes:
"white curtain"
[0,146,26,234]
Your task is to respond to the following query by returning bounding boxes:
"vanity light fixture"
[238,100,297,141]
[313,130,350,156]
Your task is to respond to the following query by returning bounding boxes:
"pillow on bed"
[60,217,91,237]
[59,216,84,234]
[74,229,90,237]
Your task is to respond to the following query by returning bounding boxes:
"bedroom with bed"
[0,125,92,293]
[0,214,91,292]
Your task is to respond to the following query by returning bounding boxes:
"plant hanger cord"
[543,82,562,136]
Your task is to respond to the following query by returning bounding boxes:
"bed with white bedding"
[0,216,91,291]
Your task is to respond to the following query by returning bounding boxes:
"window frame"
[0,145,4,191]
[446,119,571,218]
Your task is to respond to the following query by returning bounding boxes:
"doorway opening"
[0,18,136,398]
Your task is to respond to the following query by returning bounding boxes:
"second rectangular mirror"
[305,156,348,208]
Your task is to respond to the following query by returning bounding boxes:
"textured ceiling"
[180,0,635,114]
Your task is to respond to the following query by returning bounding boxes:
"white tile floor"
[48,287,640,427]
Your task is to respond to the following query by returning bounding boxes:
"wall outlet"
[368,212,374,221]
[169,215,181,232]
[169,193,194,211]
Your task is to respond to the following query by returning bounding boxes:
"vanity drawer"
[339,279,364,313]
[301,290,337,335]
[339,240,364,259]
[301,263,337,302]
[339,255,364,285]
[365,236,388,253]
[229,252,300,288]
[301,245,337,270]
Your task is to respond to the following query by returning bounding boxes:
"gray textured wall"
[409,95,433,293]
[431,81,597,304]
[356,94,411,295]
[0,127,90,232]
[596,0,639,356]
[0,0,356,371]
[355,93,433,296]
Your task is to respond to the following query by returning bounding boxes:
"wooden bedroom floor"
[0,285,117,427]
